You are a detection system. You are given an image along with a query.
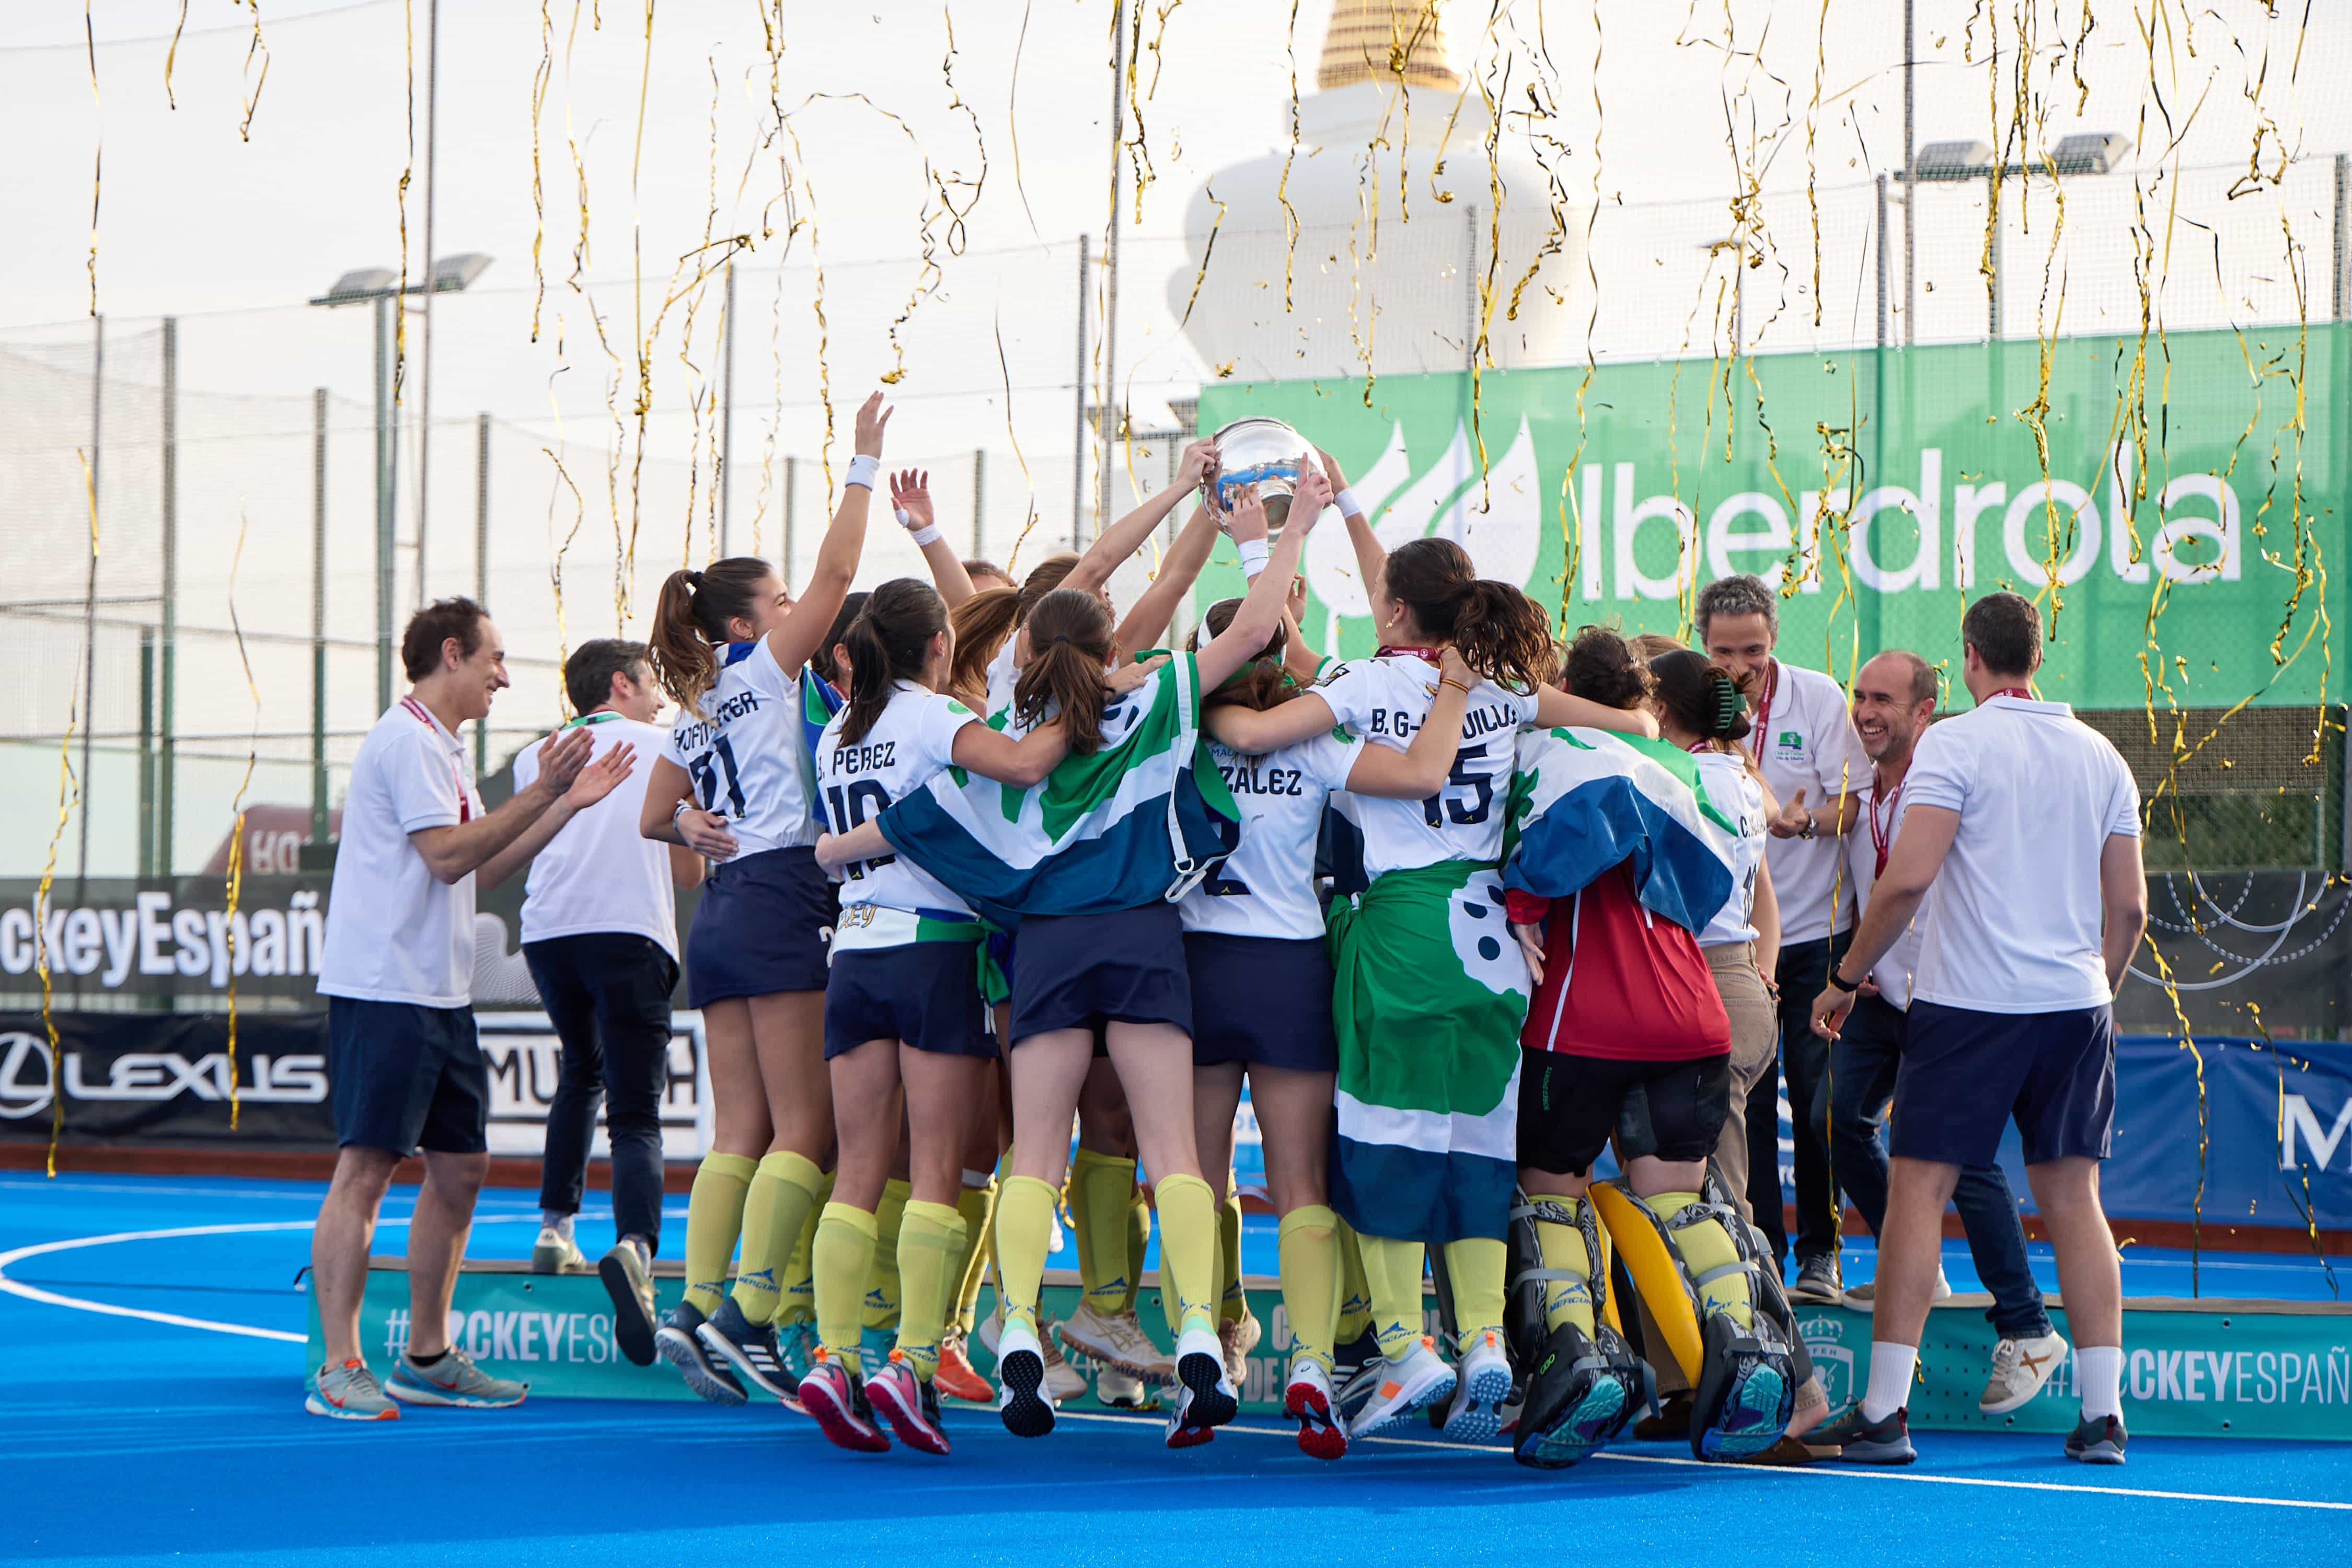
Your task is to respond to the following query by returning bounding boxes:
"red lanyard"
[1989,686,2034,703]
[1378,644,1443,664]
[1867,774,1901,878]
[1751,659,1780,752]
[401,698,472,823]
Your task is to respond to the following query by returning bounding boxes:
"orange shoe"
[934,1329,994,1404]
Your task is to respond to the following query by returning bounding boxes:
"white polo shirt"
[318,697,485,1008]
[1844,764,1927,1008]
[513,713,679,958]
[1751,658,1872,946]
[1905,694,2142,1014]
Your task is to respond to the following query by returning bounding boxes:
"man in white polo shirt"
[1697,573,1869,1305]
[306,597,630,1422]
[1811,592,2147,1467]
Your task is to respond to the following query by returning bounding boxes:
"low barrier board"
[316,1264,2350,1439]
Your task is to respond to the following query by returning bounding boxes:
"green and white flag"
[1503,727,1740,933]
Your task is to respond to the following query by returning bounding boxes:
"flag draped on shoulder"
[797,670,845,831]
[873,654,1238,927]
[1503,727,1740,935]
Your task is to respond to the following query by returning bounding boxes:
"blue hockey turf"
[3,1171,2345,1567]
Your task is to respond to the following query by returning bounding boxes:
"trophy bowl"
[1206,416,1316,537]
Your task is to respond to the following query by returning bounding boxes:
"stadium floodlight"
[1911,140,1995,181]
[429,252,494,294]
[2051,132,2129,176]
[312,267,400,307]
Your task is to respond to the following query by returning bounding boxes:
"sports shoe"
[2064,1412,2127,1465]
[799,1346,890,1454]
[976,1301,1002,1357]
[1096,1366,1161,1410]
[868,1352,951,1456]
[532,1224,590,1275]
[777,1319,818,1387]
[1058,1301,1175,1380]
[1165,1323,1239,1449]
[1788,1253,1843,1306]
[598,1243,659,1367]
[860,1325,897,1381]
[1980,1329,2069,1414]
[695,1297,800,1406]
[995,1317,1056,1438]
[1219,1310,1263,1390]
[1840,1269,1952,1311]
[655,1302,746,1406]
[1512,1322,1638,1470]
[385,1345,528,1408]
[306,1358,399,1421]
[1039,1326,1089,1402]
[1812,1402,1916,1464]
[1347,1336,1457,1439]
[1443,1328,1513,1442]
[1285,1357,1347,1461]
[933,1329,994,1404]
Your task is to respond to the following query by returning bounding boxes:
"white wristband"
[845,453,881,491]
[906,522,942,546]
[1237,538,1272,579]
[1334,487,1363,519]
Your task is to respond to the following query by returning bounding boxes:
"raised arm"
[1192,473,1325,694]
[767,390,890,674]
[1114,503,1218,656]
[1344,647,1472,799]
[1321,447,1386,606]
[892,468,977,609]
[1277,575,1324,687]
[1532,683,1661,740]
[1068,437,1217,596]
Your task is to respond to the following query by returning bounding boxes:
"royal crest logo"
[1797,1313,1852,1410]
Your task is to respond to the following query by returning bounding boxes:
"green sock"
[863,1179,911,1333]
[812,1202,880,1371]
[1217,1176,1248,1327]
[994,1174,1060,1337]
[729,1151,825,1325]
[1276,1205,1341,1373]
[777,1167,833,1328]
[1356,1233,1427,1359]
[1443,1236,1507,1352]
[1068,1146,1139,1314]
[1533,1196,1597,1336]
[1150,1172,1220,1337]
[681,1152,756,1317]
[1334,1219,1374,1347]
[1642,1191,1754,1329]
[894,1201,967,1381]
[951,1179,995,1336]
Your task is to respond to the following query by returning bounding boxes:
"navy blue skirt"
[824,941,994,1060]
[1009,903,1191,1045]
[684,845,838,1008]
[1184,931,1336,1072]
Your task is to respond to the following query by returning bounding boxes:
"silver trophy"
[1206,416,1317,537]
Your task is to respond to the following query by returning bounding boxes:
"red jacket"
[1511,860,1731,1062]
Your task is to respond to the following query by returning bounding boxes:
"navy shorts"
[684,845,838,1007]
[1185,931,1335,1073]
[1892,1000,2116,1167]
[824,941,994,1060]
[1517,1049,1731,1177]
[327,997,488,1156]
[1009,903,1191,1045]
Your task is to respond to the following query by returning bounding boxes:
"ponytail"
[838,578,947,746]
[648,555,776,713]
[1648,649,1752,744]
[1013,587,1117,754]
[1383,537,1556,694]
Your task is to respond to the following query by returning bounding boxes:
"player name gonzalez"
[1218,758,1310,798]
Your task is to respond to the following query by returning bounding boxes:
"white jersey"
[1691,750,1767,949]
[984,636,1021,717]
[1844,768,1926,1008]
[1182,729,1365,939]
[512,714,679,958]
[814,682,983,946]
[1315,653,1540,883]
[663,637,818,857]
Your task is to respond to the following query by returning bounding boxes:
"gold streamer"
[84,2,99,317]
[221,508,263,1131]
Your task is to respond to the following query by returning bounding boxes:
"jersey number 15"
[1421,742,1493,828]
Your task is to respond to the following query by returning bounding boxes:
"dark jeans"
[1829,993,2055,1341]
[1746,932,1847,1267]
[525,932,679,1253]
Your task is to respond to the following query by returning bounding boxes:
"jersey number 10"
[825,779,897,880]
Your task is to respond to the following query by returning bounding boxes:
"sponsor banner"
[477,1012,711,1162]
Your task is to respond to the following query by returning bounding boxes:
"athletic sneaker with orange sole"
[933,1329,994,1404]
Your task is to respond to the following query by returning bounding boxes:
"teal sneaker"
[306,1358,399,1421]
[385,1345,528,1409]
[777,1319,817,1385]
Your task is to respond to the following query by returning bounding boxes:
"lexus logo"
[0,1032,55,1120]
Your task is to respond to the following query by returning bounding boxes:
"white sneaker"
[1980,1329,2070,1414]
[1166,1323,1239,1448]
[1039,1323,1089,1402]
[1058,1301,1175,1379]
[1285,1356,1347,1461]
[995,1317,1055,1437]
[1347,1335,1457,1439]
[976,1301,1003,1357]
[1442,1328,1512,1442]
[1095,1365,1160,1410]
[1840,1268,1952,1312]
[1218,1310,1263,1389]
[531,1225,589,1275]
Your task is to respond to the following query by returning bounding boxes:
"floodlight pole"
[416,0,443,606]
[312,388,330,850]
[1902,0,1916,345]
[1098,0,1127,532]
[374,294,398,712]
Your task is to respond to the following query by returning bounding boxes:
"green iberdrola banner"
[1196,322,2343,710]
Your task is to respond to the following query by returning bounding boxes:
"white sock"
[543,1210,573,1238]
[1861,1342,1918,1422]
[2076,1345,2124,1422]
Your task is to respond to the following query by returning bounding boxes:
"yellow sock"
[681,1152,756,1317]
[1068,1147,1139,1314]
[1443,1236,1508,1352]
[951,1179,995,1335]
[1150,1172,1220,1337]
[1276,1205,1341,1373]
[1335,1219,1374,1347]
[894,1201,966,1382]
[1217,1177,1248,1327]
[1642,1191,1753,1329]
[994,1174,1059,1336]
[1533,1197,1597,1336]
[777,1167,833,1328]
[1356,1233,1427,1359]
[729,1151,825,1325]
[812,1202,880,1370]
[1119,1188,1150,1317]
[863,1179,911,1333]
